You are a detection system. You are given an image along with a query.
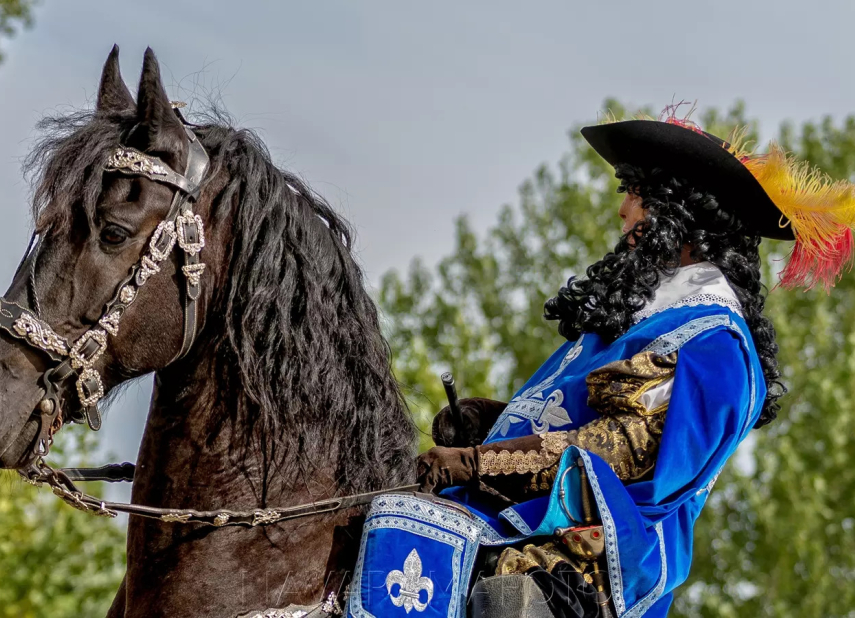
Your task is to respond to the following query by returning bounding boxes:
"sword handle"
[440,372,465,431]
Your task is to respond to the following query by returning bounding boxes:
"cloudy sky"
[1,0,853,477]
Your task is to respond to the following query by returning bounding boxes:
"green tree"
[0,0,36,63]
[380,101,855,615]
[0,431,126,618]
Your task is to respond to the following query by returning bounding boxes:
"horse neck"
[131,352,337,513]
[122,352,347,615]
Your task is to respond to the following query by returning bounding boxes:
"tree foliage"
[380,100,855,615]
[0,431,126,618]
[0,0,36,63]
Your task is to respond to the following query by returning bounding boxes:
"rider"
[349,108,855,618]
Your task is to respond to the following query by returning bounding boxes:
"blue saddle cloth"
[347,493,483,618]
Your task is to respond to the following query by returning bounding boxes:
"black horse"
[0,46,415,617]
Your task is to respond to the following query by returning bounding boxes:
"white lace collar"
[632,262,742,323]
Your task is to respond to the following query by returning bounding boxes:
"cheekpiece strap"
[94,126,210,371]
[182,128,209,197]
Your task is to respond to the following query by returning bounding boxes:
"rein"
[24,459,420,527]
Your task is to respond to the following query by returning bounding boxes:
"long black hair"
[199,119,417,492]
[544,164,784,427]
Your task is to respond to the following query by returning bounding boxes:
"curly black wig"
[544,164,785,428]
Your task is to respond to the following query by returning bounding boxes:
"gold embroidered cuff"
[496,542,591,580]
[478,431,570,477]
[572,412,665,481]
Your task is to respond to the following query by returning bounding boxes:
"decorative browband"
[106,145,197,194]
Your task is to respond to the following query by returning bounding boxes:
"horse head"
[0,47,416,613]
[0,44,417,611]
[0,46,208,467]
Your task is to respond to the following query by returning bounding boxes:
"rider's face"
[618,192,645,244]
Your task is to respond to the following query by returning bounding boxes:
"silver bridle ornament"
[11,312,69,357]
[74,139,208,405]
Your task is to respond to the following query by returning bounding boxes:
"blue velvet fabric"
[447,303,764,617]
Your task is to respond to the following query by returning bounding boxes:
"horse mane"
[24,108,417,495]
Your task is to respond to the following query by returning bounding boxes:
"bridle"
[1,114,420,531]
[0,120,210,460]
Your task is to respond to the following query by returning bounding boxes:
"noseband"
[0,122,210,459]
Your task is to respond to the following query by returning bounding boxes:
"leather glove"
[431,398,508,448]
[416,446,479,494]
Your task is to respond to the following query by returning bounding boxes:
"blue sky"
[1,0,853,476]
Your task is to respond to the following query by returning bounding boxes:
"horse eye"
[100,225,129,246]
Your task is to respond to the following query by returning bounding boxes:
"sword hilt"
[440,372,464,431]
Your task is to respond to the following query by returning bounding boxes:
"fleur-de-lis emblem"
[385,549,434,613]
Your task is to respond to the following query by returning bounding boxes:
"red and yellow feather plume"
[740,145,855,290]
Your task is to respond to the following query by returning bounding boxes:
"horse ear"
[96,44,134,113]
[129,47,186,158]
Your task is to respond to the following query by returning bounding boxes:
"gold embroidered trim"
[496,542,590,579]
[479,349,678,489]
[571,409,666,481]
[542,430,570,455]
[479,431,570,477]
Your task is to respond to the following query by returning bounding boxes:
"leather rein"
[23,459,418,527]
[3,117,418,526]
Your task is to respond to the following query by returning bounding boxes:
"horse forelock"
[24,110,136,234]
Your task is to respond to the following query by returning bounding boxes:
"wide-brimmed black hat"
[581,119,794,241]
[580,115,855,290]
